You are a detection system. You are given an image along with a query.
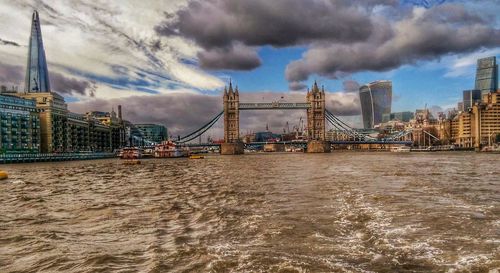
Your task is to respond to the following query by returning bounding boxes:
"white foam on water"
[445,254,495,273]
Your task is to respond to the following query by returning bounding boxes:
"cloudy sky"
[0,0,499,138]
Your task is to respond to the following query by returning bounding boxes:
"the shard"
[25,10,50,93]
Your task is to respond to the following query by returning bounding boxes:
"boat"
[390,146,411,152]
[120,147,143,159]
[123,160,141,165]
[154,141,189,158]
[189,155,205,159]
[481,145,500,153]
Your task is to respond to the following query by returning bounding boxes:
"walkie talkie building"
[359,81,392,129]
[25,10,51,93]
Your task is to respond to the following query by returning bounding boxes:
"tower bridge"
[176,81,413,154]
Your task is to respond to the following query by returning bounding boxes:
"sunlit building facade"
[359,80,392,129]
[450,90,500,148]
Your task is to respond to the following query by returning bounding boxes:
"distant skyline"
[0,0,499,134]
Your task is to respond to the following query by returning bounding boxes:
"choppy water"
[0,152,499,273]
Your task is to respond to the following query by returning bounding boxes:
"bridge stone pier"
[221,81,330,154]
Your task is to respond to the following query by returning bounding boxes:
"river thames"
[0,152,498,272]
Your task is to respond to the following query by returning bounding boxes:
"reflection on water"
[0,152,499,272]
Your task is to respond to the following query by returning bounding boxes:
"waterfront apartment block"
[19,92,69,152]
[16,92,122,153]
[449,90,500,148]
[0,94,41,152]
[86,110,125,150]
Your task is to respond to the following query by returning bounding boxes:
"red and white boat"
[120,147,143,159]
[154,141,189,158]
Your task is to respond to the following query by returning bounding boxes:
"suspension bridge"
[175,82,414,154]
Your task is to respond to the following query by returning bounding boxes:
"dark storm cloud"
[69,93,221,136]
[198,44,261,70]
[69,90,360,137]
[342,80,361,93]
[156,0,378,49]
[50,72,96,97]
[0,63,24,86]
[289,81,307,91]
[286,3,500,82]
[158,0,500,86]
[0,62,96,96]
[156,0,395,71]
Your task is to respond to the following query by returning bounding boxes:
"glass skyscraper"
[475,56,498,96]
[25,10,51,93]
[359,81,392,129]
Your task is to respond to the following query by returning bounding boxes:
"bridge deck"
[239,102,310,110]
[185,140,413,147]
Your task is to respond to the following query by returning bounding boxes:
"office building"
[382,111,414,123]
[25,11,51,93]
[450,90,500,148]
[19,92,68,152]
[86,110,125,150]
[475,56,498,96]
[135,124,168,144]
[0,94,40,152]
[359,80,392,129]
[18,92,118,153]
[463,89,482,110]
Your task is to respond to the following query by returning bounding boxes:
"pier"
[0,152,115,164]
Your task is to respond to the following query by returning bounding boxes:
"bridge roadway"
[184,140,413,148]
[239,102,310,110]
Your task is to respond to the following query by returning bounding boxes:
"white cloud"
[0,0,224,100]
[444,49,500,78]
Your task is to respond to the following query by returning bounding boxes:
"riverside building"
[0,10,126,154]
[450,90,500,149]
[0,94,41,152]
[135,124,168,144]
[18,92,119,153]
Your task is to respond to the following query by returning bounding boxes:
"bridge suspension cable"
[177,111,224,143]
[325,110,368,140]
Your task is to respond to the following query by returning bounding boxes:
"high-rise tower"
[475,56,498,96]
[359,80,392,129]
[25,10,51,93]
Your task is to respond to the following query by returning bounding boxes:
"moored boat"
[154,141,189,158]
[120,147,143,159]
[390,146,411,152]
[481,145,500,153]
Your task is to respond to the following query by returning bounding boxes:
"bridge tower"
[223,81,240,142]
[307,81,326,140]
[306,82,330,153]
[222,81,244,154]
